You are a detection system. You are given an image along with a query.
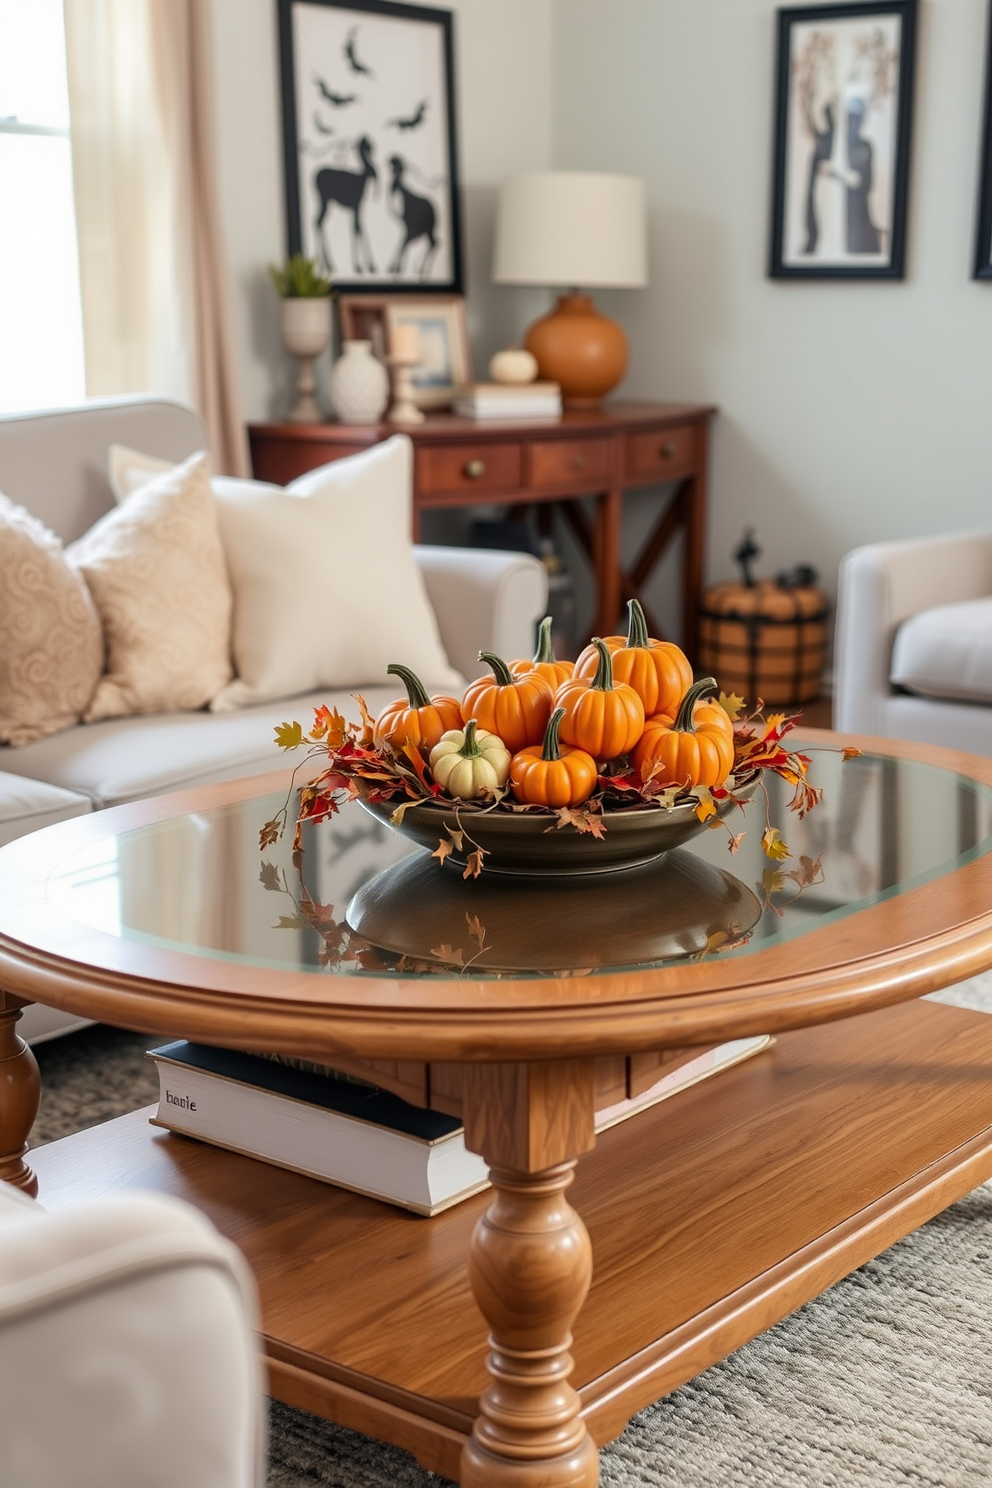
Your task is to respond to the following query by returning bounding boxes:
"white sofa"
[834,529,992,755]
[0,396,547,1042]
[0,1178,264,1487]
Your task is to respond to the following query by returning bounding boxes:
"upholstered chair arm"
[414,546,548,680]
[0,1183,265,1488]
[834,531,992,736]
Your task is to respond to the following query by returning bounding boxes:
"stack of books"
[453,382,562,419]
[148,1035,771,1217]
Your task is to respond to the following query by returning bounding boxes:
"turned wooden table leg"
[0,995,40,1197]
[460,1060,599,1488]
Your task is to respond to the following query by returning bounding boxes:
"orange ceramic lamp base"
[524,293,628,409]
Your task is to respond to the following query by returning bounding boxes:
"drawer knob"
[573,453,586,470]
[464,458,486,480]
[660,441,677,459]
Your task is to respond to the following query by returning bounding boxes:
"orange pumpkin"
[509,616,575,690]
[554,638,644,761]
[574,599,691,718]
[374,664,463,753]
[461,651,554,754]
[631,677,735,788]
[510,706,598,808]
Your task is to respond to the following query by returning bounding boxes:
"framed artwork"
[276,0,464,294]
[974,1,992,279]
[768,1,918,279]
[337,293,470,406]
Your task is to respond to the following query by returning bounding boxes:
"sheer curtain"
[63,0,249,475]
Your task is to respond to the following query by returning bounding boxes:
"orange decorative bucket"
[698,577,827,706]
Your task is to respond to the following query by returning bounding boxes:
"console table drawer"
[528,436,612,490]
[417,443,522,494]
[626,424,697,483]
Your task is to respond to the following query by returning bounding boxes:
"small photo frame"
[337,293,470,407]
[277,0,464,294]
[769,1,918,279]
[974,0,992,279]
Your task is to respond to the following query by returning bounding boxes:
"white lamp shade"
[493,171,647,289]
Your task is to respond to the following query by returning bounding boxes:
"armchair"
[834,529,992,756]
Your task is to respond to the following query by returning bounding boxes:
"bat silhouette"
[344,26,374,78]
[312,73,356,107]
[387,100,427,131]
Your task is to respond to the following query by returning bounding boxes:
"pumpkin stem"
[590,638,615,692]
[674,677,719,734]
[386,662,430,709]
[532,616,556,665]
[541,706,565,762]
[460,718,482,757]
[625,599,650,649]
[477,651,515,687]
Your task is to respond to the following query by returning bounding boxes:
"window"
[0,0,85,413]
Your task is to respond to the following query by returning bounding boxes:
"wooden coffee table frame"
[3,730,992,1487]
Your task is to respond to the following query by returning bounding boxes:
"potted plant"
[267,255,333,423]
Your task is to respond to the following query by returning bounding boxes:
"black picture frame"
[974,1,992,279]
[276,0,464,294]
[769,1,917,280]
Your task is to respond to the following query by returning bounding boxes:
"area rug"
[29,980,992,1488]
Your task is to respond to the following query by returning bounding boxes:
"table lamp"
[492,170,647,408]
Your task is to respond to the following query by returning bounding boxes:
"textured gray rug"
[29,981,992,1488]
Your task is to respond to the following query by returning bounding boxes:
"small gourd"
[554,638,645,761]
[574,599,692,718]
[509,616,575,690]
[460,651,554,754]
[429,719,511,799]
[488,346,539,385]
[631,677,735,789]
[510,706,598,808]
[374,664,463,753]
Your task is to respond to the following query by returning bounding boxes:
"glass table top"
[46,747,992,980]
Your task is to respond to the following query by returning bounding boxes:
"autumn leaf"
[273,914,304,930]
[718,692,747,722]
[842,746,863,761]
[463,848,487,879]
[432,836,454,866]
[786,854,823,890]
[727,831,745,854]
[694,788,717,823]
[351,693,376,748]
[759,866,787,896]
[761,826,791,861]
[552,807,607,839]
[465,912,487,950]
[259,817,282,850]
[274,720,304,751]
[259,861,282,892]
[430,943,464,966]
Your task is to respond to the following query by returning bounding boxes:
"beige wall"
[208,0,555,422]
[552,0,992,606]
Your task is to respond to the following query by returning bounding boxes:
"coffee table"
[3,730,992,1487]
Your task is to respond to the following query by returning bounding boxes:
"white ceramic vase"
[329,340,390,425]
[281,298,332,423]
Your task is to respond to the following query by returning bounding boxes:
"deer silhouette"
[313,136,378,274]
[387,155,438,278]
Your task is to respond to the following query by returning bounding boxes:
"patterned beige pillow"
[68,453,233,722]
[0,495,104,745]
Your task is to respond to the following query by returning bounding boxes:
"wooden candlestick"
[386,356,425,426]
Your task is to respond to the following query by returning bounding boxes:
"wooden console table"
[248,402,715,656]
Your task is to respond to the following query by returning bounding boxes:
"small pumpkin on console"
[509,616,574,690]
[554,638,644,761]
[374,664,463,753]
[632,677,735,789]
[574,599,692,718]
[510,706,598,808]
[461,652,553,754]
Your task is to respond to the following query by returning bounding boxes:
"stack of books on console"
[148,1034,771,1216]
[453,382,562,419]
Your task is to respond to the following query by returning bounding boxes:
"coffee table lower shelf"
[29,1000,992,1483]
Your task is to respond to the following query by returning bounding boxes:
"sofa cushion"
[0,495,104,746]
[890,598,992,704]
[109,437,463,709]
[68,453,234,722]
[0,772,92,848]
[0,687,396,808]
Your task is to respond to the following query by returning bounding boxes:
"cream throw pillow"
[0,494,103,745]
[109,436,462,710]
[69,453,233,721]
